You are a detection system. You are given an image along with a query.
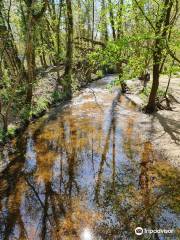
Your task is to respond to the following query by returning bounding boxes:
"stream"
[0,75,179,240]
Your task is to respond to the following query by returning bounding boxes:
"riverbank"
[125,75,180,168]
[0,69,103,147]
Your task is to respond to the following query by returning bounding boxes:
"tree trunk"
[145,0,173,113]
[3,115,8,134]
[145,40,160,113]
[25,13,35,105]
[0,112,8,134]
[24,0,48,105]
[101,0,108,42]
[64,0,73,99]
[40,31,47,68]
[108,0,116,40]
[164,59,174,97]
[0,8,26,83]
[56,0,64,62]
[92,0,95,47]
[117,0,123,39]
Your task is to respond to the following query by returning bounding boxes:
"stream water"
[0,75,179,240]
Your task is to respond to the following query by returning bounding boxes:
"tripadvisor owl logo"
[135,227,174,236]
[135,227,143,236]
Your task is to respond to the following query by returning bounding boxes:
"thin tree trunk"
[64,0,73,99]
[117,0,123,39]
[40,31,47,68]
[108,0,116,40]
[0,8,26,83]
[24,0,48,105]
[25,13,35,105]
[164,59,175,97]
[57,0,64,61]
[101,0,108,42]
[92,0,95,47]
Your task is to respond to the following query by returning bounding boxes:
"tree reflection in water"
[0,80,179,240]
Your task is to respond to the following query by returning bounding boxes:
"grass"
[0,124,17,143]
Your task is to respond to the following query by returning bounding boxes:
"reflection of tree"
[94,109,180,239]
[28,107,103,238]
[95,119,113,203]
[0,136,27,239]
[22,109,103,238]
[112,119,116,192]
[123,117,135,160]
[1,89,179,239]
[95,91,120,203]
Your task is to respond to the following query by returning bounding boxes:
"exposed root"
[121,82,130,94]
[157,96,173,111]
[143,96,173,114]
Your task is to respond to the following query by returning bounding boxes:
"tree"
[63,0,73,99]
[108,0,116,40]
[23,0,48,105]
[134,0,178,113]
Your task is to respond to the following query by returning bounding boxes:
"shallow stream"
[0,75,179,239]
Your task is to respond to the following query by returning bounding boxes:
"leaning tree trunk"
[64,0,73,99]
[145,38,161,113]
[145,0,173,113]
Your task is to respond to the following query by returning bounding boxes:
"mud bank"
[125,75,180,168]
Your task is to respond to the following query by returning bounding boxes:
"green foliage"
[0,128,3,142]
[96,70,104,78]
[140,86,166,102]
[52,90,63,102]
[20,95,50,122]
[0,69,12,104]
[89,32,152,83]
[89,38,128,68]
[33,96,49,114]
[107,76,122,91]
[0,124,17,141]
[7,124,16,137]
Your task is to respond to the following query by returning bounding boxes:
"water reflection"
[0,76,179,239]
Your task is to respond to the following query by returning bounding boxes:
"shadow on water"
[0,75,180,240]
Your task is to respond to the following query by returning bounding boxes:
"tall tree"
[24,0,48,105]
[134,0,176,112]
[64,0,73,99]
[101,0,109,42]
[117,0,123,39]
[0,1,26,82]
[108,0,116,40]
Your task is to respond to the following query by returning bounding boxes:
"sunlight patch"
[80,228,94,240]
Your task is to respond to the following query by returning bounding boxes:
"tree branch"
[133,0,155,31]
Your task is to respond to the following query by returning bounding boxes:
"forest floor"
[126,75,180,168]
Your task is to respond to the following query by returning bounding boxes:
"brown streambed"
[0,75,179,240]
